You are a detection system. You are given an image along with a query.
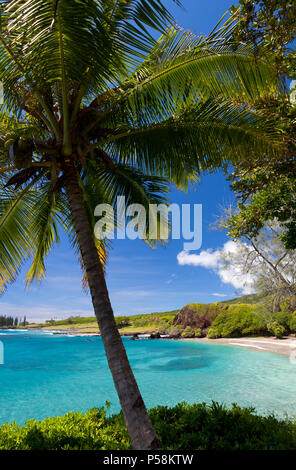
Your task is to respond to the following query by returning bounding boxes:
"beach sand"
[181,336,296,358]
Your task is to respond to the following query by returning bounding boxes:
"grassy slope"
[24,293,269,335]
[27,310,179,335]
[220,292,270,305]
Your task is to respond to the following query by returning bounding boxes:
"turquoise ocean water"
[0,330,296,425]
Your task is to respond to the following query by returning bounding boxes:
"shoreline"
[4,327,154,338]
[180,336,296,358]
[4,328,296,358]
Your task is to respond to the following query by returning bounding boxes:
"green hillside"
[24,293,271,334]
[27,310,179,335]
[24,293,275,336]
[220,292,271,305]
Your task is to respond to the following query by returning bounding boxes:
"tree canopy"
[0,2,283,293]
[225,0,296,248]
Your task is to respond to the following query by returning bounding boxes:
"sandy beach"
[181,336,296,358]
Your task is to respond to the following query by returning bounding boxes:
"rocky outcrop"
[173,303,223,330]
[167,328,181,338]
[149,332,161,339]
[130,334,139,340]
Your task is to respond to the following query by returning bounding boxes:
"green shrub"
[280,297,296,314]
[0,407,130,450]
[264,311,296,335]
[155,327,167,335]
[267,321,286,339]
[181,326,195,338]
[289,313,296,333]
[207,328,217,339]
[167,328,182,338]
[1,403,296,450]
[207,304,266,338]
[150,402,296,450]
[270,312,290,331]
[180,327,203,338]
[193,328,203,338]
[129,312,177,328]
[115,316,131,329]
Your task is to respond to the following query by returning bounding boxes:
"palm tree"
[0,1,282,449]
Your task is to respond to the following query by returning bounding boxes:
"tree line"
[0,315,27,328]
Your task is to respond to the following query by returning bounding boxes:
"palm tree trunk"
[64,161,161,450]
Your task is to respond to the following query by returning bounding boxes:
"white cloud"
[177,240,255,295]
[177,249,219,269]
[212,293,227,298]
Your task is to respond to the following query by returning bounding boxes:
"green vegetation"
[207,304,266,339]
[207,302,296,339]
[1,402,296,450]
[181,327,203,338]
[25,296,296,340]
[229,0,296,250]
[289,313,296,333]
[267,322,286,339]
[186,302,224,320]
[175,294,296,339]
[46,317,97,326]
[0,315,18,328]
[267,311,296,337]
[220,291,271,306]
[116,311,178,330]
[27,310,178,335]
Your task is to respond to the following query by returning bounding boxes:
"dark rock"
[149,332,161,339]
[202,327,210,337]
[130,334,139,340]
[167,328,182,339]
[173,303,223,329]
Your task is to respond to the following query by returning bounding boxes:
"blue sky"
[1,0,243,322]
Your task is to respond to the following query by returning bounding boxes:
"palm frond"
[99,98,282,186]
[92,21,282,129]
[101,0,181,60]
[0,3,285,294]
[0,186,37,293]
[85,161,170,246]
[25,185,67,286]
[0,0,180,110]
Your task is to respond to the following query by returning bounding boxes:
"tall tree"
[219,218,296,310]
[231,0,296,76]
[0,1,282,449]
[227,0,296,247]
